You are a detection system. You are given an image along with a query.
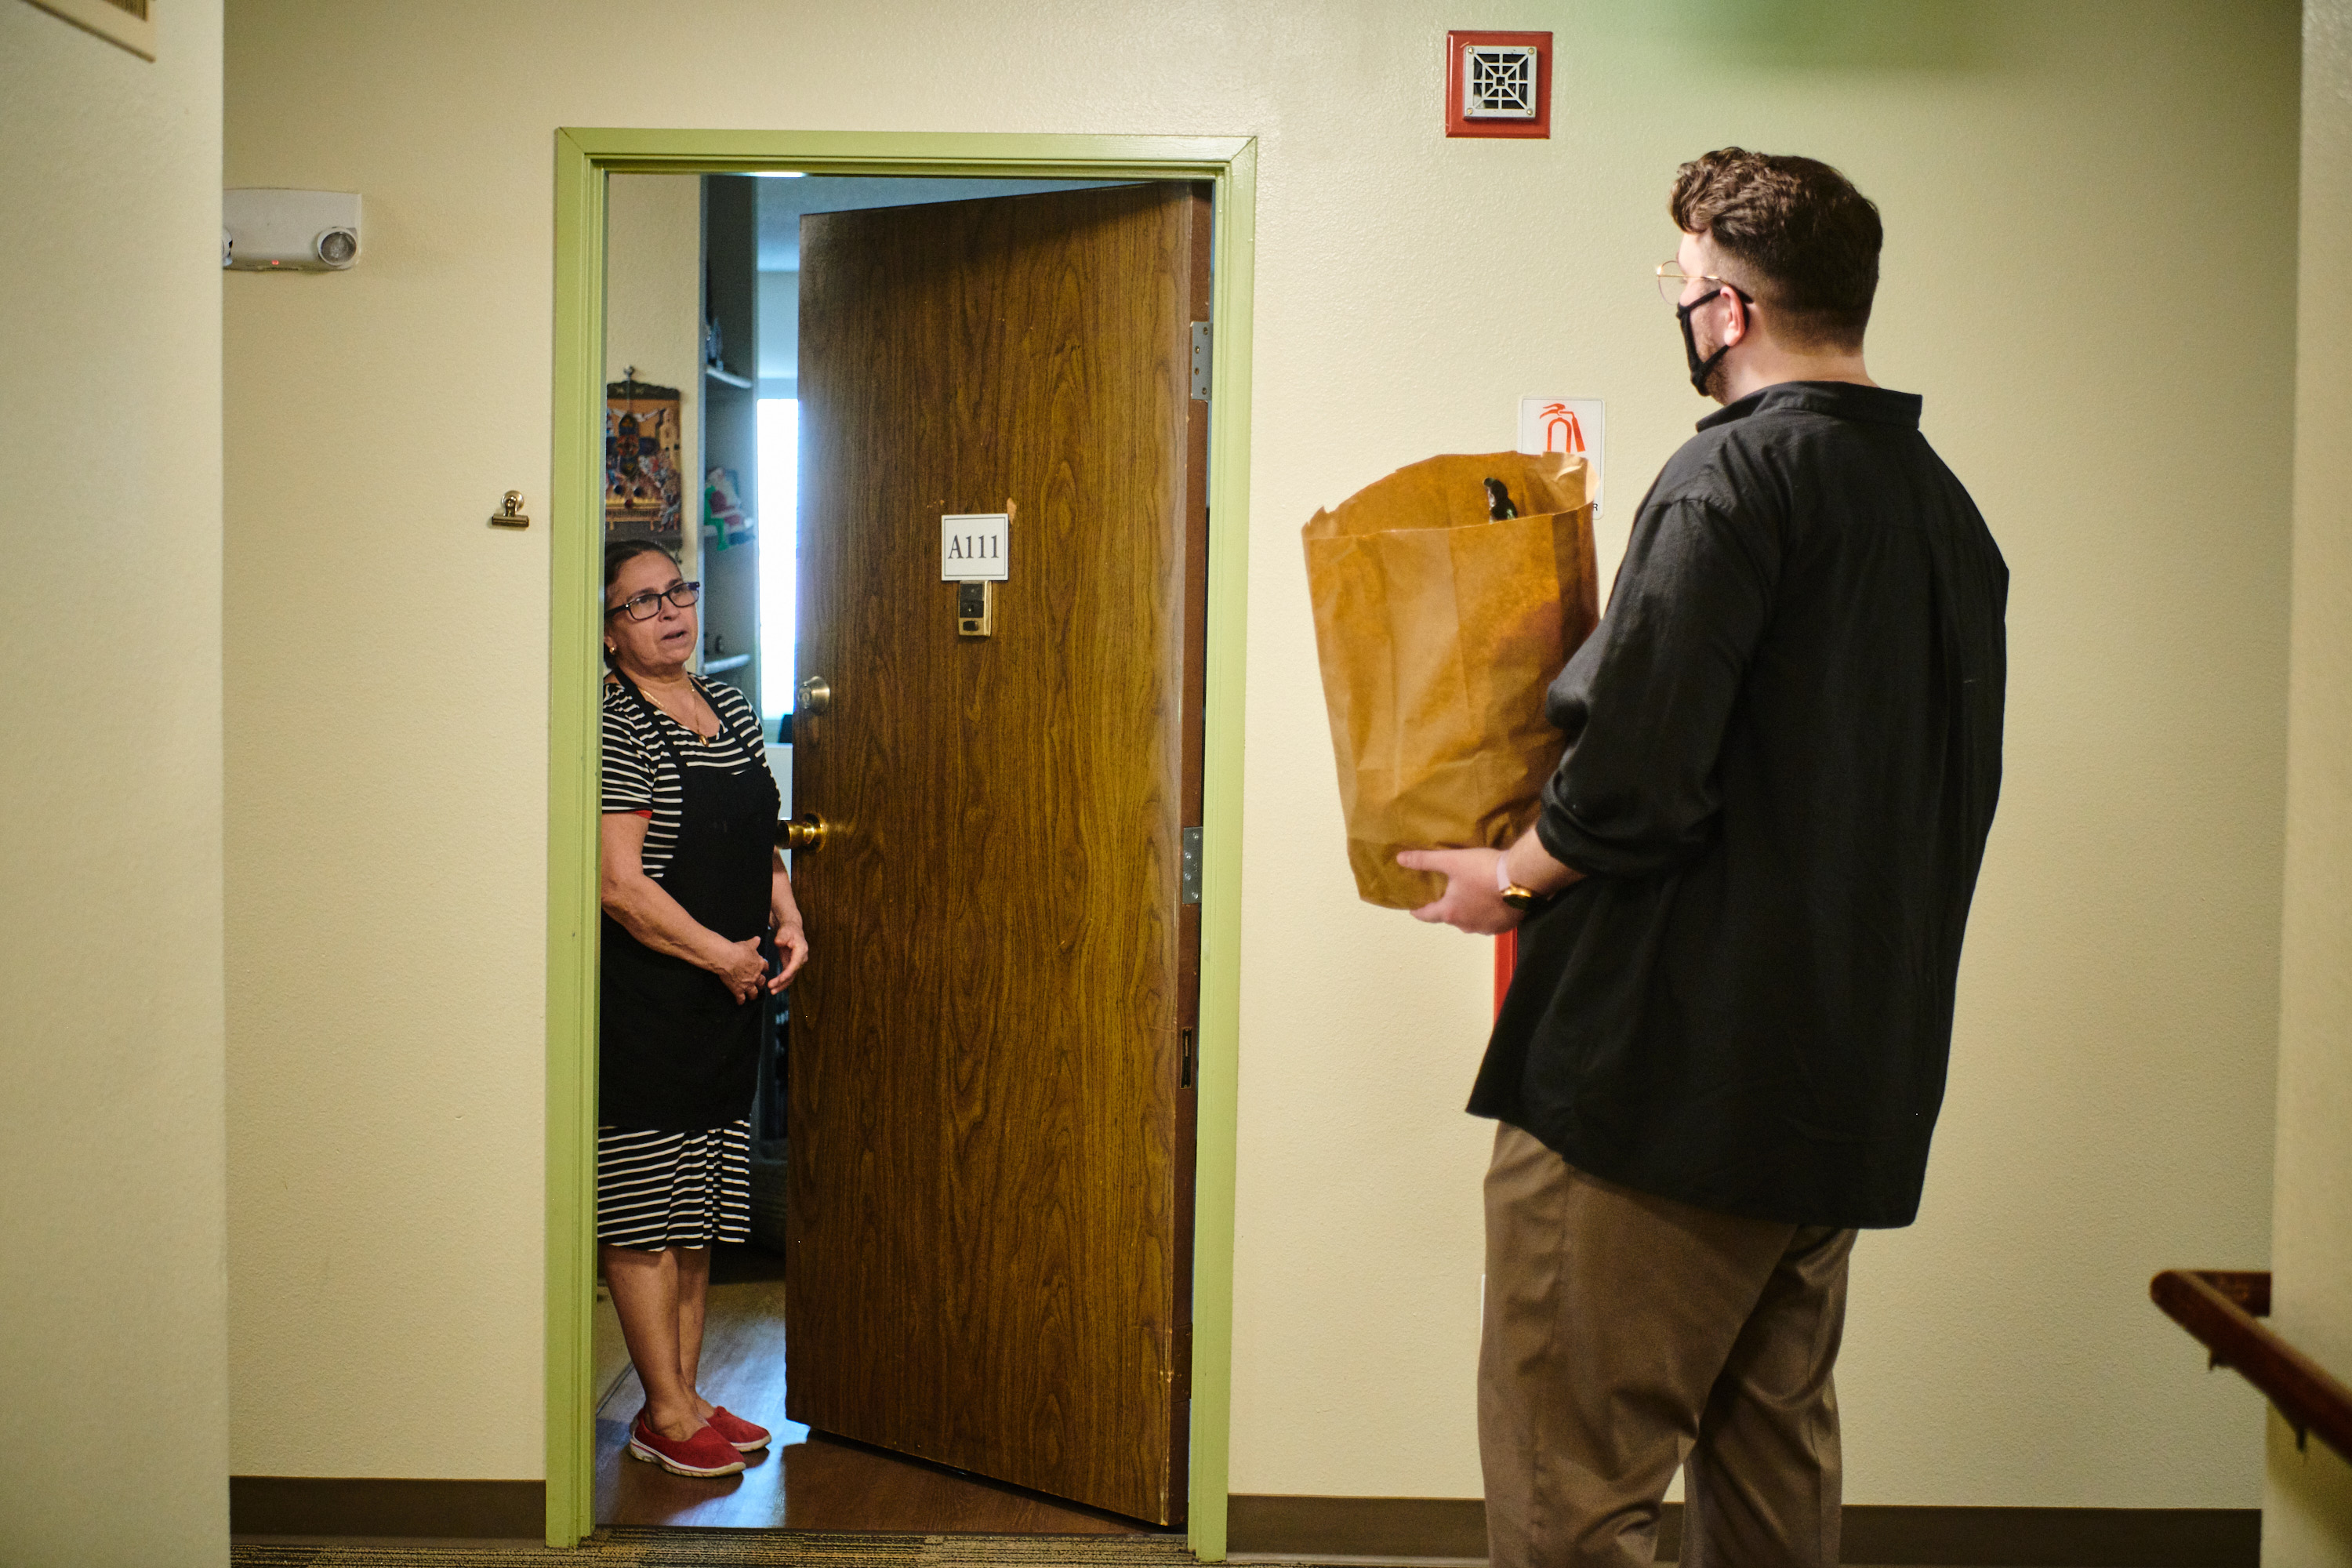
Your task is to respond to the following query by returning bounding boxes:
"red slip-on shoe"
[704,1406,770,1452]
[627,1411,747,1478]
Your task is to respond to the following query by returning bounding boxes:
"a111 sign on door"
[1518,397,1605,517]
[942,513,1010,582]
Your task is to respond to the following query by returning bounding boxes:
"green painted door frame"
[545,129,1254,1553]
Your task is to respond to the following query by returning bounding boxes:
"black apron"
[600,673,781,1132]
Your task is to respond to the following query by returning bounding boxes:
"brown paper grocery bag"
[1302,451,1599,909]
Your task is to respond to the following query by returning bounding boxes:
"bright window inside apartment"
[756,397,797,721]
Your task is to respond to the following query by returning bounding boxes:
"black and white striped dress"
[596,1121,751,1250]
[597,674,766,1250]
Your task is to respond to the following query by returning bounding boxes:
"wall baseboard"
[228,1476,544,1539]
[1225,1496,2262,1567]
[225,1479,2259,1563]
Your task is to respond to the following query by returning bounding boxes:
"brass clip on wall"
[490,491,530,528]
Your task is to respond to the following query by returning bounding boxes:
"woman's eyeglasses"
[606,581,702,621]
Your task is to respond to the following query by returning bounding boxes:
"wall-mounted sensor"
[223,189,363,271]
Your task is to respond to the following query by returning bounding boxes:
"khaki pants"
[1479,1125,1857,1568]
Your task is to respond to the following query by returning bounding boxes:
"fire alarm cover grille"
[1463,45,1538,118]
[1445,31,1552,139]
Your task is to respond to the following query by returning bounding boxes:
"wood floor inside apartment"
[593,1244,1164,1534]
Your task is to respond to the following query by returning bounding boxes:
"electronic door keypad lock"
[957,580,994,638]
[779,811,829,852]
[797,676,831,714]
[955,580,993,634]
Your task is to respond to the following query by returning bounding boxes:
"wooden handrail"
[2151,1269,2352,1461]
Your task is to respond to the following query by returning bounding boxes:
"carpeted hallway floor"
[228,1537,2141,1568]
[234,1530,1200,1567]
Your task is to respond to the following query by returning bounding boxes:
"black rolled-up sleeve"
[1536,495,1779,877]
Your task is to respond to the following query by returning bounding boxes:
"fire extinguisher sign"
[1517,397,1605,518]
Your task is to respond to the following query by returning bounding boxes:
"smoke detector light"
[1446,31,1552,139]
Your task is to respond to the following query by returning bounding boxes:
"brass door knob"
[797,676,831,714]
[779,811,829,851]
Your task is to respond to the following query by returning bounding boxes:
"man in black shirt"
[1400,150,2006,1567]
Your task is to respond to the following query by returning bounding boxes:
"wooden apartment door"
[786,183,1210,1526]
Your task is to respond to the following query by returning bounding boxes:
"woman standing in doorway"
[598,539,808,1479]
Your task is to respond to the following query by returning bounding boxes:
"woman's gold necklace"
[644,679,716,742]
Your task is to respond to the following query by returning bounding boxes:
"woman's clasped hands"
[710,917,807,1005]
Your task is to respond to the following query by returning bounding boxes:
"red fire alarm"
[1446,31,1552,139]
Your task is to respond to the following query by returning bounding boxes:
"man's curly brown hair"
[1671,148,1882,352]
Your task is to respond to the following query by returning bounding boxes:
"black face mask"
[1675,285,1743,397]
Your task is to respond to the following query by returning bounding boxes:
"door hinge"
[1180,826,1203,905]
[1189,322,1211,401]
[1180,1026,1194,1087]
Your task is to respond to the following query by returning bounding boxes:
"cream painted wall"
[221,137,546,1495]
[2,1,230,1562]
[2264,1,2352,1561]
[605,174,705,587]
[2267,1412,2352,1567]
[223,0,2297,1505]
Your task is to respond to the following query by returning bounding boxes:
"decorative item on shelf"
[604,368,683,535]
[702,321,753,388]
[704,466,755,550]
[702,634,752,674]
